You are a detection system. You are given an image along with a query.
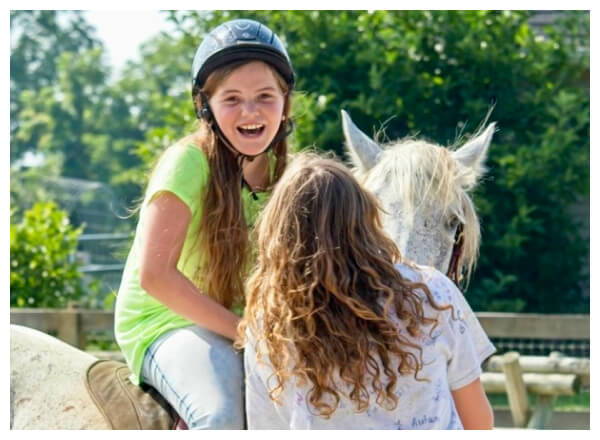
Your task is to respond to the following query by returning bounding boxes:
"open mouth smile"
[237,124,265,138]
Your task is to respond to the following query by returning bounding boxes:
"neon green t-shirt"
[114,142,269,385]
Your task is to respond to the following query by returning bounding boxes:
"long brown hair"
[240,153,453,418]
[183,60,291,309]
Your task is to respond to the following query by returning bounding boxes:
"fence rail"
[10,308,590,429]
[10,308,590,349]
[476,313,589,340]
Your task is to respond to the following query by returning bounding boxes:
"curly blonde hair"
[240,153,453,418]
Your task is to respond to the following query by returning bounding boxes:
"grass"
[487,391,589,412]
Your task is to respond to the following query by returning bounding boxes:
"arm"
[139,191,240,340]
[427,270,496,429]
[451,378,494,429]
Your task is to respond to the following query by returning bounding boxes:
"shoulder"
[162,141,207,165]
[144,142,210,211]
[393,261,446,288]
[394,261,461,305]
[153,142,210,183]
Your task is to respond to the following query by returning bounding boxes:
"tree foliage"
[10,11,101,161]
[11,11,148,207]
[10,202,87,308]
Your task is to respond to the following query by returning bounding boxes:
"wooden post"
[501,351,530,428]
[55,304,83,348]
[527,395,556,429]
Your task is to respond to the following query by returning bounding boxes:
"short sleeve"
[430,272,496,390]
[145,144,208,213]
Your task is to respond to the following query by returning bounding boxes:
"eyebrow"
[219,86,278,94]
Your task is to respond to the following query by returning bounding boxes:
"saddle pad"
[84,359,178,430]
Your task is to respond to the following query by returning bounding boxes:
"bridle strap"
[447,224,464,290]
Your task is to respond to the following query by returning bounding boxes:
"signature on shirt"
[411,414,440,428]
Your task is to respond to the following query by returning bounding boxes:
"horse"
[11,112,495,429]
[341,110,495,285]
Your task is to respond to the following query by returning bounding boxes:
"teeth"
[239,124,263,130]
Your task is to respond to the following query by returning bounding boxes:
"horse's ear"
[452,122,496,179]
[341,109,382,171]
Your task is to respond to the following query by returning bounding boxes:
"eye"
[258,93,275,101]
[223,95,240,104]
[445,215,461,231]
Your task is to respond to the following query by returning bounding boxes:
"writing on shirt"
[411,414,440,428]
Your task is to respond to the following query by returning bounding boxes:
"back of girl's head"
[254,152,396,268]
[243,152,450,418]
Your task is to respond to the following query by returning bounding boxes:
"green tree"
[15,49,108,179]
[10,11,102,162]
[11,11,145,210]
[113,31,197,187]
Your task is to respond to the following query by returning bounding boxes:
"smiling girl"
[114,19,295,429]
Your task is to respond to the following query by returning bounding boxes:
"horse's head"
[342,110,495,285]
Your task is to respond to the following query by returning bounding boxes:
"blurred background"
[9,10,590,427]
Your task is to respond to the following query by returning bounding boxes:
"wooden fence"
[475,312,589,341]
[10,308,589,429]
[9,308,589,349]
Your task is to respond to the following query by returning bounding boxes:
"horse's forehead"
[386,138,443,157]
[367,142,446,181]
[366,170,453,215]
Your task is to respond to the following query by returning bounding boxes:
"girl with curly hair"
[239,153,496,429]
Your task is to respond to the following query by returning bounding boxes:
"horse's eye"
[446,216,461,231]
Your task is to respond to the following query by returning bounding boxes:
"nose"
[241,99,259,115]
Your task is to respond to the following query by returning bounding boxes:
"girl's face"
[209,61,286,156]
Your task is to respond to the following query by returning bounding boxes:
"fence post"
[501,351,530,428]
[55,304,84,348]
[526,350,562,428]
[527,395,556,429]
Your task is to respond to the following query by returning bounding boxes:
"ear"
[452,122,496,179]
[341,109,382,171]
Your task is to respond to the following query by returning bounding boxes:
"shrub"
[10,201,86,307]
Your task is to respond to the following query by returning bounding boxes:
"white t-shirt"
[244,263,496,430]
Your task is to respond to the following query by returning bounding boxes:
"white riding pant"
[140,325,245,430]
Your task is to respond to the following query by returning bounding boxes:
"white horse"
[342,110,495,285]
[10,324,110,429]
[11,112,495,429]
